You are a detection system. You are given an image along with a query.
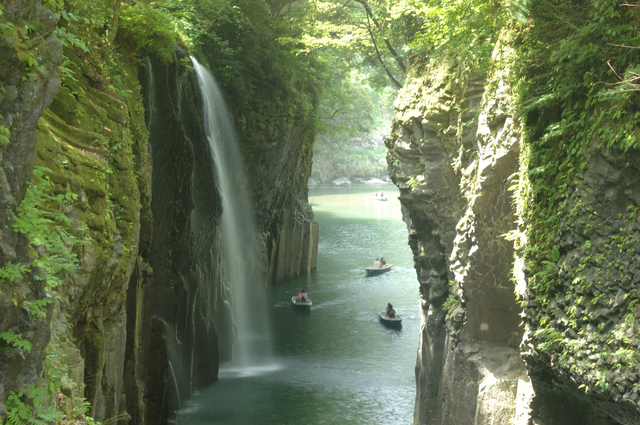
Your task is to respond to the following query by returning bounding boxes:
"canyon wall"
[388,15,640,425]
[0,0,64,415]
[388,56,528,425]
[131,52,319,423]
[0,1,318,423]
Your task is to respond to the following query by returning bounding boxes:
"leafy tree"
[276,0,408,89]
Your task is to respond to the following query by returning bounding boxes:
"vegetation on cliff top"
[382,0,640,411]
[512,0,640,401]
[282,0,504,180]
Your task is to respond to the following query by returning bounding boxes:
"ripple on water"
[218,362,285,379]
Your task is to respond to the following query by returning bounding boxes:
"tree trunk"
[108,0,122,42]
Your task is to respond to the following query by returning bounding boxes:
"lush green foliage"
[316,66,395,139]
[103,0,321,163]
[0,328,103,425]
[514,0,640,298]
[187,0,321,150]
[0,124,9,144]
[0,329,32,353]
[1,383,61,425]
[118,3,176,62]
[277,0,408,88]
[47,0,402,163]
[0,166,91,424]
[312,65,393,179]
[270,0,508,150]
[393,0,503,67]
[516,0,640,153]
[0,167,89,314]
[510,0,640,391]
[279,0,504,87]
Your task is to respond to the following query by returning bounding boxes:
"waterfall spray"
[191,57,272,370]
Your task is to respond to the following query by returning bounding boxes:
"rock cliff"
[0,0,63,415]
[0,1,318,423]
[387,9,640,425]
[388,54,527,424]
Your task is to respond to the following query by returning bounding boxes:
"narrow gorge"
[1,1,640,425]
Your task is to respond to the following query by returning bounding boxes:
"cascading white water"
[191,57,272,369]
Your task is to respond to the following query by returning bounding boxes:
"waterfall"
[191,57,272,370]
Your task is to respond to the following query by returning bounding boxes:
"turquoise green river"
[179,185,419,424]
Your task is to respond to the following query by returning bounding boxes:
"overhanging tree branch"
[354,0,407,74]
[365,14,402,89]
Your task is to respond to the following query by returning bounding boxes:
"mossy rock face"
[32,42,150,422]
[48,81,82,125]
[0,0,65,413]
[81,321,105,408]
[387,43,532,423]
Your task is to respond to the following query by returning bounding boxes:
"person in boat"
[379,257,386,267]
[386,303,396,318]
[297,289,310,302]
[373,258,381,267]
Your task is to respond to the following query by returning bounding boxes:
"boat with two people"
[374,191,387,201]
[364,257,392,276]
[292,288,312,307]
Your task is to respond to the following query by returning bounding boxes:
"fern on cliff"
[7,167,90,311]
[512,0,640,396]
[0,166,92,425]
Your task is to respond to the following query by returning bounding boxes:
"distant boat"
[374,195,388,201]
[364,264,392,276]
[291,296,312,307]
[378,312,402,327]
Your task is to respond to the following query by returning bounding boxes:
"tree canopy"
[33,0,513,148]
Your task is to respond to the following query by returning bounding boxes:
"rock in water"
[332,177,351,186]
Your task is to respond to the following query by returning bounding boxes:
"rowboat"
[374,196,387,201]
[291,296,312,307]
[378,312,402,327]
[364,264,392,276]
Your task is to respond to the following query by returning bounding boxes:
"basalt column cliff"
[388,59,525,424]
[388,5,640,425]
[0,0,318,423]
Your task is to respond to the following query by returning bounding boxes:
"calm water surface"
[179,185,419,424]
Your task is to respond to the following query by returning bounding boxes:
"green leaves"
[515,0,640,384]
[0,262,28,285]
[53,26,89,53]
[1,166,90,317]
[118,3,176,62]
[3,383,62,425]
[0,329,33,353]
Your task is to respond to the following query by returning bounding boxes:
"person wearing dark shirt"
[386,303,396,318]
